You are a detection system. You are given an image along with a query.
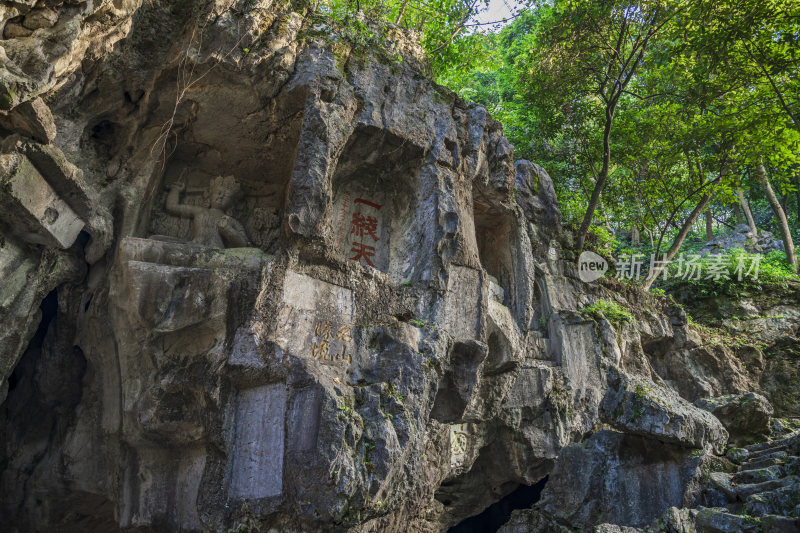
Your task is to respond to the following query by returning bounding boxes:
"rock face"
[499,430,712,531]
[0,1,784,532]
[696,393,774,446]
[503,429,800,533]
[675,283,800,418]
[600,370,729,454]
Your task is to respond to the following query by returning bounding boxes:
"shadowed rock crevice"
[0,288,91,529]
[448,477,547,533]
[473,203,516,309]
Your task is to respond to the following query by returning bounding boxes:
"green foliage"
[581,299,634,325]
[314,0,499,70]
[662,248,799,297]
[631,385,648,422]
[227,503,259,532]
[386,382,405,401]
[587,226,619,257]
[433,0,799,268]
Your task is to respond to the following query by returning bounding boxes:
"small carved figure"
[165,175,250,248]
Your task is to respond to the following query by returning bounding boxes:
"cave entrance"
[5,289,58,399]
[447,477,548,533]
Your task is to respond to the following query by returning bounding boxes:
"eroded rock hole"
[20,289,59,375]
[448,477,548,533]
[473,202,516,309]
[87,119,117,157]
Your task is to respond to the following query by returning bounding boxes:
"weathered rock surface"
[696,393,774,446]
[499,430,714,530]
[0,1,792,532]
[672,281,800,417]
[505,428,800,532]
[0,97,56,143]
[600,369,729,454]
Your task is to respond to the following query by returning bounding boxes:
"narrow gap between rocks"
[7,289,58,397]
[447,476,548,533]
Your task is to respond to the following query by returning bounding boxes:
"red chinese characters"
[348,198,382,267]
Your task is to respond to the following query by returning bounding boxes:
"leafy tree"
[518,0,683,251]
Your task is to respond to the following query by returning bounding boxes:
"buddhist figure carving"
[165,175,250,248]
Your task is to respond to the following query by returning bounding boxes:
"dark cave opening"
[447,477,548,533]
[33,289,58,343]
[7,289,58,396]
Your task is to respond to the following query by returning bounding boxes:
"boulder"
[726,447,750,464]
[512,431,714,530]
[22,8,59,30]
[600,370,729,453]
[0,152,85,249]
[656,506,699,533]
[695,392,774,446]
[700,225,785,256]
[3,21,33,39]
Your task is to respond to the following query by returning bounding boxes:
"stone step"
[744,478,800,517]
[762,514,800,533]
[732,464,784,485]
[727,447,750,465]
[734,475,799,500]
[707,471,737,501]
[745,430,800,455]
[694,507,762,532]
[747,445,790,461]
[741,452,788,471]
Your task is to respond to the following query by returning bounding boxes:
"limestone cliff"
[0,1,795,532]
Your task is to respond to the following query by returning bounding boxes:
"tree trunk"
[705,209,714,240]
[576,103,615,251]
[644,192,715,290]
[631,224,640,245]
[733,203,743,225]
[738,189,758,235]
[756,163,798,272]
[394,0,409,24]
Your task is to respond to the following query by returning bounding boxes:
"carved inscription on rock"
[230,384,286,499]
[449,423,470,468]
[275,271,356,364]
[309,320,353,362]
[334,186,389,271]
